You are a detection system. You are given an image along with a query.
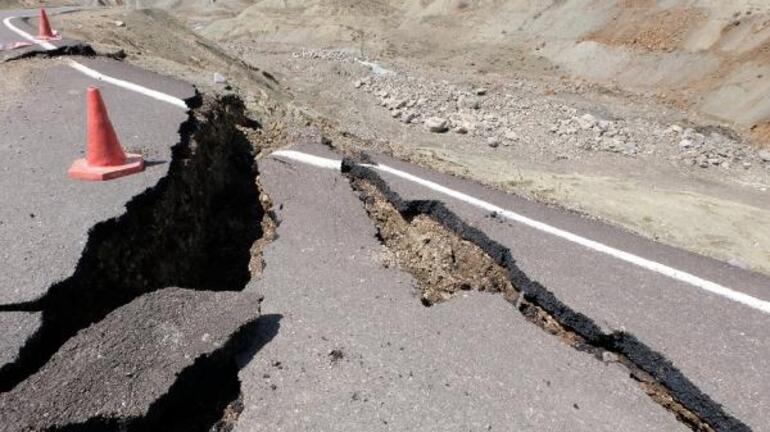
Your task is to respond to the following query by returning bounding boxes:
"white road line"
[2,15,188,109]
[2,16,56,50]
[67,60,188,109]
[271,149,770,316]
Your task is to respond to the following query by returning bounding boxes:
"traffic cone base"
[36,8,60,41]
[35,34,61,41]
[68,154,144,181]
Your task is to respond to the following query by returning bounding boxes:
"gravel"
[287,48,769,175]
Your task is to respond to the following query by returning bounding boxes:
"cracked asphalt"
[1,7,769,432]
[346,149,770,431]
[236,143,686,431]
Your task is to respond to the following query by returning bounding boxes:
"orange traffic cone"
[68,87,145,181]
[37,8,57,40]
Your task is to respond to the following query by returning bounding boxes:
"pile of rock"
[550,113,638,156]
[292,48,356,63]
[355,75,530,148]
[347,59,769,171]
[666,125,754,169]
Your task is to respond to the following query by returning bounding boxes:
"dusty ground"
[33,2,770,274]
[223,42,770,274]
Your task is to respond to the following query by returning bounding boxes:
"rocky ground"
[36,3,770,274]
[224,41,770,274]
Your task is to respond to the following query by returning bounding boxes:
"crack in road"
[0,95,268,395]
[343,157,751,432]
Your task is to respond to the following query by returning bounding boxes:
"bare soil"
[354,179,517,305]
[585,7,708,52]
[42,3,770,274]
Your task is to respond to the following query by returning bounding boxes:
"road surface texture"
[354,149,770,431]
[1,6,769,432]
[234,142,688,431]
[1,9,267,430]
[2,288,263,430]
[0,8,81,61]
[0,55,195,385]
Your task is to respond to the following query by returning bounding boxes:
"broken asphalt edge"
[0,94,265,393]
[40,311,279,432]
[341,156,751,432]
[1,41,203,109]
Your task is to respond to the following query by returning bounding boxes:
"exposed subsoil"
[344,159,749,432]
[357,180,516,305]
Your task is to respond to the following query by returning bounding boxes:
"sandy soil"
[30,3,770,274]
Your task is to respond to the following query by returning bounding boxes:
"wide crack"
[343,158,750,432]
[358,180,517,305]
[0,94,270,394]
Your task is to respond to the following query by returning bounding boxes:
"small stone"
[387,99,406,110]
[401,112,417,124]
[487,137,500,148]
[457,95,481,110]
[391,109,402,118]
[354,79,364,88]
[758,150,770,162]
[577,113,597,130]
[602,351,619,363]
[425,117,449,133]
[669,124,683,134]
[454,126,468,134]
[623,142,637,154]
[504,130,519,141]
[475,87,488,96]
[114,20,126,27]
[213,72,227,84]
[679,139,693,149]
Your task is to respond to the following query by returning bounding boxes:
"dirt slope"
[199,0,770,145]
[27,3,770,274]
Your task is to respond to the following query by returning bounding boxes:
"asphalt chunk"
[0,288,264,432]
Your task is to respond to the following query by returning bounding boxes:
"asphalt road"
[1,7,768,432]
[2,288,262,431]
[0,58,193,306]
[273,143,770,431]
[236,144,686,431]
[0,8,79,60]
[0,54,195,381]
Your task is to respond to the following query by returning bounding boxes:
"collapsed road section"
[230,142,687,432]
[0,52,272,430]
[341,157,750,432]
